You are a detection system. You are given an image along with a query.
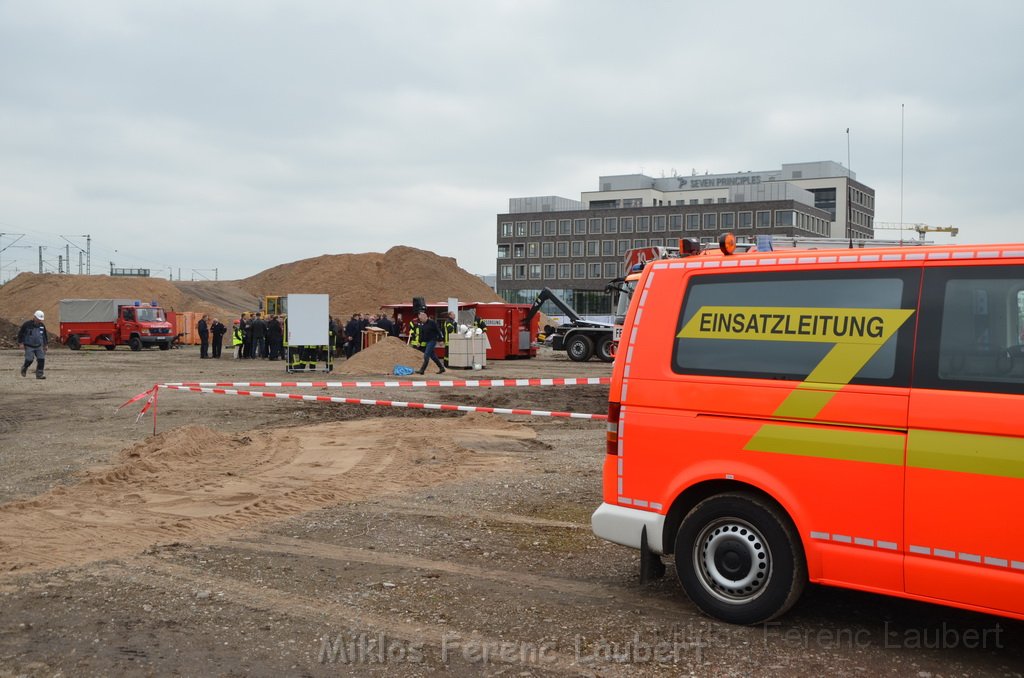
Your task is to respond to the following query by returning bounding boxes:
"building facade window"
[515,264,527,279]
[604,217,618,233]
[757,211,771,228]
[721,212,735,230]
[670,214,683,231]
[617,239,630,255]
[636,216,650,232]
[702,213,717,230]
[574,219,587,235]
[513,243,525,258]
[633,238,647,248]
[776,210,795,227]
[541,242,554,258]
[573,263,587,278]
[589,218,602,234]
[558,263,571,279]
[559,219,572,235]
[543,263,556,278]
[621,217,634,233]
[501,222,513,237]
[515,221,527,236]
[529,220,541,236]
[527,242,539,258]
[602,239,615,256]
[604,262,619,278]
[544,220,556,236]
[686,214,700,231]
[653,215,667,232]
[739,211,753,229]
[650,238,664,247]
[556,241,569,257]
[529,264,541,279]
[571,241,584,257]
[589,262,602,278]
[500,265,512,280]
[497,244,509,259]
[586,240,599,256]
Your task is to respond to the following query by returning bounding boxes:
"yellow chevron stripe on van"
[744,424,905,466]
[908,430,1024,479]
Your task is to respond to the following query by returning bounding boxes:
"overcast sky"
[1,1,1022,282]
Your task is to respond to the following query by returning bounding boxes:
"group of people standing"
[336,312,400,359]
[195,315,227,359]
[191,307,487,375]
[194,312,286,360]
[232,312,286,360]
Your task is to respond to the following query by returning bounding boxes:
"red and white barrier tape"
[118,377,609,431]
[162,377,610,389]
[159,384,607,420]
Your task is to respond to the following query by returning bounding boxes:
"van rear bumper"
[591,503,666,554]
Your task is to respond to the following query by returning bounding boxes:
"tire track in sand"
[0,415,531,574]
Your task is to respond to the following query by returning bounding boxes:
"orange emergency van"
[592,241,1024,624]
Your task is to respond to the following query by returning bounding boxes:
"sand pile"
[242,245,500,316]
[0,318,22,348]
[0,245,499,335]
[0,273,238,330]
[336,336,427,375]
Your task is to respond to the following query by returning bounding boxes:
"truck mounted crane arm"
[521,287,584,327]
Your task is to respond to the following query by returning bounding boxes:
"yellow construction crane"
[873,222,959,241]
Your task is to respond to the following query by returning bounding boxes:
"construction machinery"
[873,222,959,241]
[522,288,614,362]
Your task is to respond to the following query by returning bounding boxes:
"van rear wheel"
[674,493,805,625]
[67,335,81,351]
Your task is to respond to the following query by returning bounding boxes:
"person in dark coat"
[17,310,48,379]
[210,318,227,358]
[197,314,210,358]
[250,312,268,359]
[344,313,362,358]
[416,311,446,375]
[267,315,284,360]
[376,312,395,337]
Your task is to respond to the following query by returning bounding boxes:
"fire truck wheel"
[675,492,806,625]
[159,342,171,351]
[66,335,81,351]
[565,335,593,362]
[104,345,116,351]
[596,335,615,362]
[129,337,143,352]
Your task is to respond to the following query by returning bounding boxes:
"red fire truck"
[59,298,175,351]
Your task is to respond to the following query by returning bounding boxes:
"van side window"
[915,265,1024,394]
[672,269,919,386]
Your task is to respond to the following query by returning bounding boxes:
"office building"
[496,161,874,314]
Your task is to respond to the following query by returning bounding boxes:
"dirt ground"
[0,345,1021,677]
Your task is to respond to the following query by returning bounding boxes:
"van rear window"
[915,265,1024,395]
[672,269,919,386]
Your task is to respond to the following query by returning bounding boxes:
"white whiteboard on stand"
[286,294,329,345]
